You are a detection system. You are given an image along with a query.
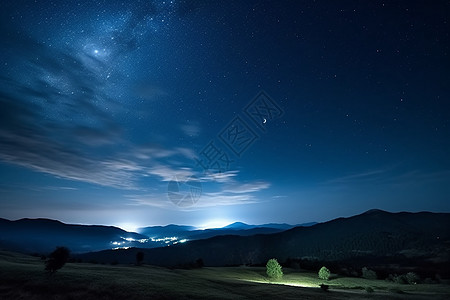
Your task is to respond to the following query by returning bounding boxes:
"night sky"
[1,1,449,231]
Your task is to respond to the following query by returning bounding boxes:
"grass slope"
[1,251,449,299]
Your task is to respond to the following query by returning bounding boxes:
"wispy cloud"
[145,165,196,182]
[125,169,270,209]
[125,190,259,210]
[125,193,173,209]
[324,166,450,187]
[325,169,390,185]
[200,170,239,183]
[181,122,201,137]
[0,22,271,201]
[42,186,79,191]
[222,181,270,193]
[73,125,122,146]
[195,192,259,207]
[272,195,287,199]
[0,26,203,190]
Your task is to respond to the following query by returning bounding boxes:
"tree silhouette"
[362,267,377,279]
[45,247,70,274]
[196,258,204,268]
[136,251,144,265]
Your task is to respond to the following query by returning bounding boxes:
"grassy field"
[1,251,449,299]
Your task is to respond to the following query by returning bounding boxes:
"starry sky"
[0,0,449,231]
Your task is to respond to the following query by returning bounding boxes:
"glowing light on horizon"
[117,223,139,233]
[198,219,233,230]
[112,246,130,250]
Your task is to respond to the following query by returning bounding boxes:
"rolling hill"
[78,209,450,275]
[0,218,149,253]
[0,218,307,254]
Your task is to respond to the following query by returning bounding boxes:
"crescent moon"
[263,118,267,124]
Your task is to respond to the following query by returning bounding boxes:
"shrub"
[318,266,331,280]
[393,274,407,284]
[365,286,374,293]
[45,247,70,274]
[195,258,204,268]
[136,251,144,265]
[406,272,419,284]
[423,277,435,284]
[320,284,329,291]
[362,267,377,280]
[266,258,283,279]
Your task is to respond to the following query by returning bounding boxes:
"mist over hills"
[137,221,314,241]
[0,218,309,254]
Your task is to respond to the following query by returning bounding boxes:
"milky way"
[0,1,449,228]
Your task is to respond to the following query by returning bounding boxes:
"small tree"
[266,258,283,279]
[195,258,204,268]
[318,266,331,280]
[136,251,144,265]
[406,272,419,284]
[362,267,377,280]
[45,247,70,274]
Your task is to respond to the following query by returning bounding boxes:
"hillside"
[79,210,450,274]
[2,250,450,299]
[0,219,305,254]
[0,218,149,253]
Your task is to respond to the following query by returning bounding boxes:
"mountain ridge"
[77,209,450,270]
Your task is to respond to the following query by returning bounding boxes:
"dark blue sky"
[0,0,449,230]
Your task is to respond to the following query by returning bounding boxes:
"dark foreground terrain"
[1,251,449,300]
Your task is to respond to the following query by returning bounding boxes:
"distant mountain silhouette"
[223,221,315,230]
[0,218,149,254]
[0,218,305,254]
[78,210,450,270]
[137,222,313,241]
[223,222,255,230]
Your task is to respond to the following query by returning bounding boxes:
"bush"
[406,272,419,284]
[320,284,329,291]
[365,286,374,293]
[195,258,204,268]
[423,277,435,284]
[45,247,70,274]
[393,274,407,284]
[318,266,331,280]
[266,258,283,279]
[136,251,144,265]
[362,267,377,280]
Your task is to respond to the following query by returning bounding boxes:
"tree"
[195,258,204,268]
[45,247,70,274]
[362,267,377,279]
[266,258,283,279]
[406,272,419,284]
[136,251,144,265]
[318,266,331,280]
